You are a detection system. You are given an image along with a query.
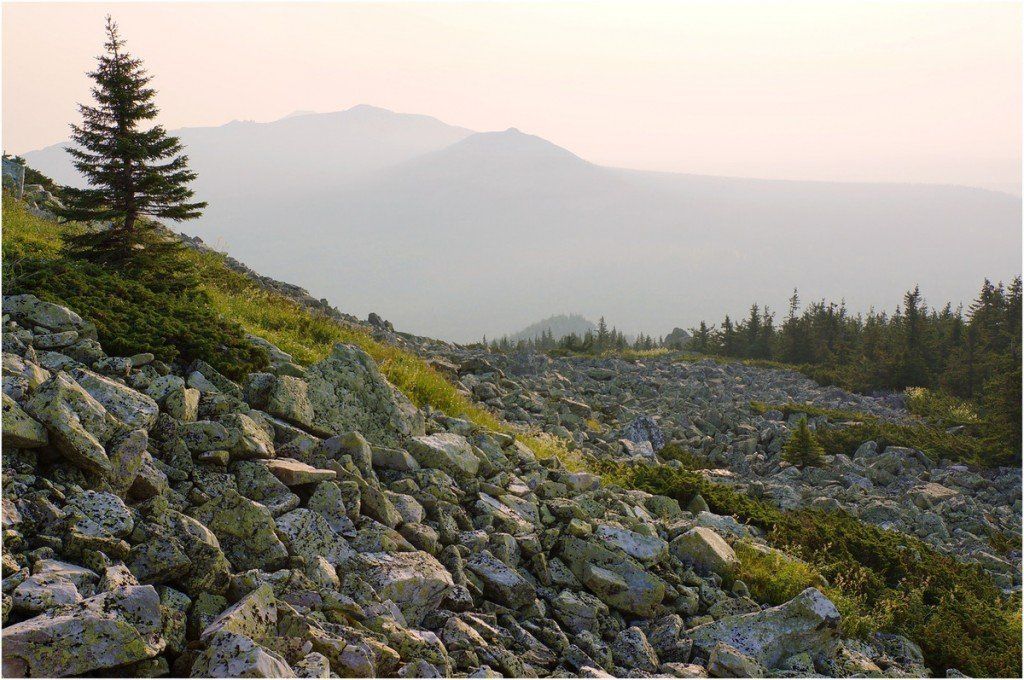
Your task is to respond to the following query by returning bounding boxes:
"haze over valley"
[25,105,1022,341]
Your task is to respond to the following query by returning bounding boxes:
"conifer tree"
[58,17,206,268]
[782,417,826,468]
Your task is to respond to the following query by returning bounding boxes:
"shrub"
[3,196,266,378]
[782,417,825,467]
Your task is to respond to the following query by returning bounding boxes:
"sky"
[3,1,1021,194]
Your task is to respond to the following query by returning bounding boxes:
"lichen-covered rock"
[223,412,275,460]
[407,433,480,480]
[106,428,149,495]
[274,508,352,564]
[1,585,165,677]
[466,550,536,609]
[11,573,82,614]
[69,367,159,431]
[670,527,738,578]
[690,588,841,667]
[595,522,669,565]
[2,393,48,448]
[3,295,92,335]
[165,511,232,595]
[356,551,454,626]
[612,626,659,673]
[67,490,134,538]
[24,372,118,475]
[306,344,425,446]
[191,489,288,571]
[559,535,665,616]
[200,583,276,642]
[191,630,295,677]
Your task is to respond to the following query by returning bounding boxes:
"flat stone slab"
[261,458,337,486]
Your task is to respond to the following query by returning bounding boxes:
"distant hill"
[508,314,597,342]
[24,104,1021,342]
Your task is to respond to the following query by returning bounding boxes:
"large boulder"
[2,585,165,677]
[465,550,536,609]
[305,344,425,446]
[68,367,159,431]
[191,489,288,571]
[2,393,48,448]
[274,509,352,564]
[690,588,841,668]
[200,584,277,643]
[24,372,118,475]
[3,295,92,335]
[356,551,454,626]
[622,416,665,453]
[559,535,665,617]
[191,631,295,678]
[670,527,738,578]
[407,433,480,480]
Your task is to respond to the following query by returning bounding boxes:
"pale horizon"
[4,1,1022,194]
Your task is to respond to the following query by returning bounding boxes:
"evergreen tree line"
[690,281,1022,452]
[486,316,661,354]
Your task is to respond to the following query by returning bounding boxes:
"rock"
[371,445,421,472]
[191,489,289,571]
[307,481,355,534]
[465,550,536,608]
[67,490,134,538]
[690,587,840,667]
[200,583,276,642]
[261,459,336,486]
[3,295,89,334]
[274,509,352,564]
[595,523,668,564]
[560,535,665,616]
[11,573,82,614]
[407,433,481,480]
[670,527,738,577]
[356,551,454,626]
[552,589,609,634]
[612,626,660,673]
[2,585,165,677]
[707,642,766,677]
[165,511,232,595]
[223,413,275,459]
[2,393,48,448]
[909,482,959,509]
[622,416,666,452]
[24,372,117,475]
[305,344,425,446]
[69,367,159,430]
[191,631,295,677]
[107,429,149,495]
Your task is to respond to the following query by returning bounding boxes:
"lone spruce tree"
[58,17,205,267]
[782,416,826,468]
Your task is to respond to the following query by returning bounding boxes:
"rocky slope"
[432,348,1022,591]
[1,293,937,678]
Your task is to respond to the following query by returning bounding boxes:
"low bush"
[3,197,267,378]
[750,400,1012,467]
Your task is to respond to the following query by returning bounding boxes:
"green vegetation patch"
[596,460,1022,677]
[749,399,1014,467]
[3,197,266,379]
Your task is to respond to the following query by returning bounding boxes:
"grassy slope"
[3,196,1020,676]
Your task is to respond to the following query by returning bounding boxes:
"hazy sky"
[3,1,1022,193]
